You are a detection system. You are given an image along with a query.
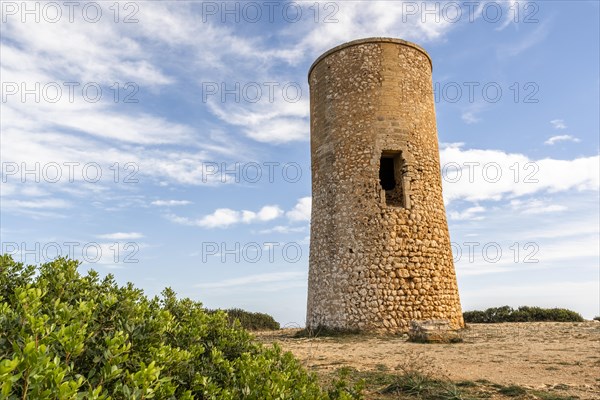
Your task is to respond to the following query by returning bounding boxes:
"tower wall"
[306,38,464,333]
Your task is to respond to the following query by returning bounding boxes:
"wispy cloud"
[550,119,567,130]
[461,111,481,125]
[495,0,519,31]
[1,198,71,209]
[448,206,485,221]
[151,200,192,206]
[544,135,580,145]
[510,199,567,214]
[0,2,265,219]
[460,103,486,125]
[195,271,305,289]
[258,225,307,234]
[497,21,550,58]
[97,232,144,240]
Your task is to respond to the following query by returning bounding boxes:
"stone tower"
[306,38,464,333]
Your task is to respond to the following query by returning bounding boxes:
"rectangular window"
[379,152,405,207]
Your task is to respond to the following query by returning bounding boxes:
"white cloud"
[440,142,465,149]
[168,205,283,228]
[286,197,312,222]
[544,135,580,145]
[238,206,284,224]
[440,144,599,204]
[151,200,192,206]
[168,199,314,229]
[550,119,567,129]
[201,208,245,228]
[97,232,144,240]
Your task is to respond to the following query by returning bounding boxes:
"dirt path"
[256,322,600,399]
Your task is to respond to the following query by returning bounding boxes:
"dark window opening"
[379,158,396,190]
[379,152,405,207]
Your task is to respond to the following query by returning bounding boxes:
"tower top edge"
[308,37,433,83]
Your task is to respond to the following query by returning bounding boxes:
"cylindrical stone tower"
[306,38,464,333]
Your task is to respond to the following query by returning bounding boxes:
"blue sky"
[1,0,598,324]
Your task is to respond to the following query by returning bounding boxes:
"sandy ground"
[256,322,600,399]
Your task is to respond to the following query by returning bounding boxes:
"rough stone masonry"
[306,38,464,333]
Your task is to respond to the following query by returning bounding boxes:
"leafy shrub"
[593,316,600,321]
[463,306,584,323]
[210,308,280,331]
[0,255,360,399]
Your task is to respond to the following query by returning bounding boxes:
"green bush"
[0,255,360,399]
[463,306,584,323]
[593,316,600,321]
[210,308,280,331]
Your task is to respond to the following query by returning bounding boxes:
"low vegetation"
[463,306,584,323]
[0,255,359,399]
[211,308,281,331]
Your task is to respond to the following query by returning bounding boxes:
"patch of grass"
[326,367,365,399]
[375,363,389,372]
[498,385,528,397]
[531,391,580,400]
[378,367,474,400]
[456,381,478,387]
[380,369,434,395]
